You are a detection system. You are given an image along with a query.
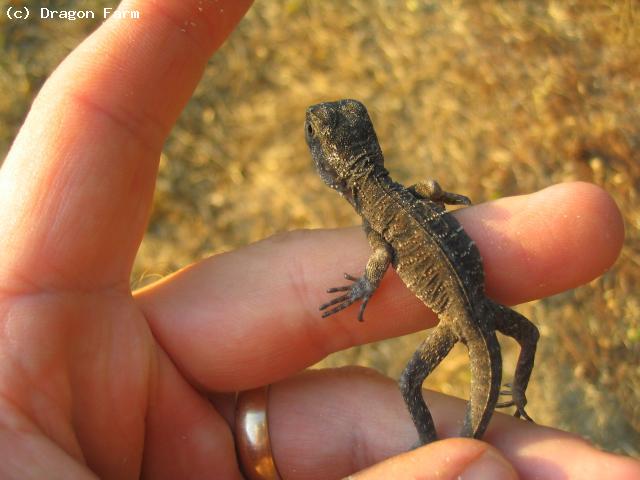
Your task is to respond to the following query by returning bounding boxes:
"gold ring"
[235,385,283,480]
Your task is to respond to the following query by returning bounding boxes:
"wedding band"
[235,385,283,480]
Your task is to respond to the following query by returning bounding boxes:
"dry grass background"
[1,0,639,456]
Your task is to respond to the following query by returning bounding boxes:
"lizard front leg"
[320,223,392,321]
[408,179,471,208]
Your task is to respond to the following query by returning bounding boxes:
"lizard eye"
[305,121,314,139]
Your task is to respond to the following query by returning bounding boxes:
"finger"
[142,348,240,479]
[326,286,352,292]
[0,0,253,291]
[455,181,624,302]
[357,297,370,322]
[0,399,96,479]
[135,182,624,390]
[227,368,640,480]
[350,440,517,480]
[319,294,351,309]
[321,304,351,317]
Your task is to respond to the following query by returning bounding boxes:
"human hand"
[0,0,638,478]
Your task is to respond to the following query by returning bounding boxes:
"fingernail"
[460,449,517,480]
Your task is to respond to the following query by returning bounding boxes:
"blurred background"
[1,0,638,456]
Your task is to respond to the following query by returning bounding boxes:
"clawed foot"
[442,192,472,206]
[496,381,513,404]
[410,180,472,208]
[495,382,534,422]
[319,273,375,321]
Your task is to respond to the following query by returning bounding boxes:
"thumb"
[348,438,518,480]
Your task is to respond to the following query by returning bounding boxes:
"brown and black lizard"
[304,99,540,446]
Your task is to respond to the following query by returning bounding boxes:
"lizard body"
[305,99,539,445]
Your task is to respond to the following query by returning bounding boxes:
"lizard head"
[305,99,384,198]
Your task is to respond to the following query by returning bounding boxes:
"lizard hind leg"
[399,325,457,447]
[491,301,539,421]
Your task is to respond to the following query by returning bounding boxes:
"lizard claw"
[514,403,534,422]
[497,382,513,400]
[495,386,534,422]
[446,193,472,206]
[320,273,375,321]
[509,386,534,421]
[496,382,517,410]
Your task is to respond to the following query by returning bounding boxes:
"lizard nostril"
[305,121,314,138]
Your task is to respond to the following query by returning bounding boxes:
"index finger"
[0,0,253,291]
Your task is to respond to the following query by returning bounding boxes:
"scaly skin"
[305,99,539,446]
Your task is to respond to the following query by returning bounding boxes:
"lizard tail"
[460,314,502,438]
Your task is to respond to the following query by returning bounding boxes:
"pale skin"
[0,1,638,479]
